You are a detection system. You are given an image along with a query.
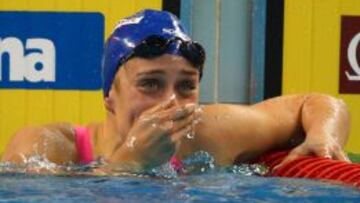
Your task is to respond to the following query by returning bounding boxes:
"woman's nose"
[168,94,180,107]
[165,90,180,107]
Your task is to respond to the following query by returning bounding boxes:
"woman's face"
[108,54,200,135]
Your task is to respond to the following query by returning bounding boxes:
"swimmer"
[1,9,351,173]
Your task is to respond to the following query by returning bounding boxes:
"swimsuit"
[74,126,94,164]
[74,126,184,171]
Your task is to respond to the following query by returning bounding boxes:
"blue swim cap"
[102,9,203,97]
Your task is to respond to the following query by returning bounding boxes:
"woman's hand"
[109,97,201,172]
[265,94,351,170]
[276,132,350,169]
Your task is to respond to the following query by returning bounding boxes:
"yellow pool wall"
[283,0,360,153]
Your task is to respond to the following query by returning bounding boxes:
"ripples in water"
[0,151,359,202]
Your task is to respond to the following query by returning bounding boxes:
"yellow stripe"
[0,0,27,10]
[341,0,360,13]
[311,0,340,93]
[283,0,313,93]
[0,90,27,153]
[26,91,54,125]
[54,0,82,11]
[25,0,56,10]
[135,0,162,12]
[53,91,80,124]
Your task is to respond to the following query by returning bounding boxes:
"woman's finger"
[171,125,192,143]
[150,118,193,146]
[155,103,197,123]
[171,104,197,120]
[273,153,298,171]
[137,103,187,127]
[170,112,201,133]
[273,147,305,171]
[333,149,351,162]
[143,94,177,116]
[313,147,331,159]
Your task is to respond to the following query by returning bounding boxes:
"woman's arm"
[188,93,350,165]
[1,123,78,165]
[266,93,350,166]
[299,94,349,147]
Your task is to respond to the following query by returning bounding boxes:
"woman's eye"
[178,80,196,92]
[138,79,163,92]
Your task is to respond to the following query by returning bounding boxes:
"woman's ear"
[104,90,116,114]
[105,69,122,115]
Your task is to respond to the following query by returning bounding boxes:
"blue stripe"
[250,0,267,103]
[180,0,193,35]
[218,0,251,103]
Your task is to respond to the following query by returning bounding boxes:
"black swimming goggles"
[123,35,206,75]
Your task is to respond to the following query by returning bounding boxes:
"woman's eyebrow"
[136,70,166,77]
[180,70,198,76]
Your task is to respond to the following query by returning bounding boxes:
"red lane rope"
[254,151,360,189]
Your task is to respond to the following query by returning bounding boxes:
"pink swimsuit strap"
[170,156,184,172]
[74,126,184,171]
[74,126,94,164]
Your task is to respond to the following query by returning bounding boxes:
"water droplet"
[186,132,195,139]
[126,136,136,148]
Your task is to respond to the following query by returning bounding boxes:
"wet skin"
[1,54,351,173]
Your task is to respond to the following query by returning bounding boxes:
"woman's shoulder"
[2,122,79,164]
[201,104,257,119]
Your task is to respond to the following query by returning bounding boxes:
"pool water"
[0,152,359,202]
[0,172,359,202]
